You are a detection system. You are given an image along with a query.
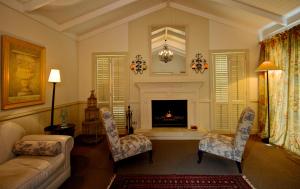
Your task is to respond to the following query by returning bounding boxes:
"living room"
[0,0,299,189]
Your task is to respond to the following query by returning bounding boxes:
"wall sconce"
[191,53,208,73]
[130,55,147,74]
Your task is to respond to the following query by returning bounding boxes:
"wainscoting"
[0,102,80,135]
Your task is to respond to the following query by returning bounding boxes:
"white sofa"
[0,122,74,189]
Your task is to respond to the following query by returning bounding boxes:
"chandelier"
[130,54,147,74]
[158,40,173,63]
[191,53,208,73]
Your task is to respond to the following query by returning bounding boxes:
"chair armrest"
[20,135,74,168]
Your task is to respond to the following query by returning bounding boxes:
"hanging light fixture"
[158,39,173,63]
[191,53,208,73]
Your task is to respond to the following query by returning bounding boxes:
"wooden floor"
[60,136,300,189]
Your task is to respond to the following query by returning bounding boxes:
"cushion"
[0,154,64,189]
[13,140,62,156]
[199,133,235,160]
[120,134,152,160]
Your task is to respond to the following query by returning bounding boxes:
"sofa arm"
[20,135,74,168]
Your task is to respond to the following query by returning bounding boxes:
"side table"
[44,123,75,137]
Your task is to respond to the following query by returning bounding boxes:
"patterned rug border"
[107,174,255,189]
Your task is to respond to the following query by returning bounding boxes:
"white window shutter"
[96,55,127,133]
[212,52,247,133]
[96,56,110,104]
[214,54,229,131]
[111,57,126,133]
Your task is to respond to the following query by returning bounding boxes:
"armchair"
[197,107,255,173]
[102,111,152,172]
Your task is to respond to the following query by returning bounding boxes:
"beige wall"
[77,7,260,133]
[78,23,129,101]
[0,4,79,134]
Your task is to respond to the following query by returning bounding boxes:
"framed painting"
[1,35,45,110]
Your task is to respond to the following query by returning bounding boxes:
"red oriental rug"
[108,174,255,189]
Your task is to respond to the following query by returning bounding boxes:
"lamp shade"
[48,69,61,83]
[256,61,280,72]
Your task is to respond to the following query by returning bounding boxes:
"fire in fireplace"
[152,100,187,128]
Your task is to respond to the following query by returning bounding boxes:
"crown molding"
[258,7,300,41]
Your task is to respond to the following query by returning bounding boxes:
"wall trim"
[0,101,79,122]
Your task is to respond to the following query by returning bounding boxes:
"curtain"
[258,25,300,155]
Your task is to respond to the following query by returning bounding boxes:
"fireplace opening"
[152,100,187,128]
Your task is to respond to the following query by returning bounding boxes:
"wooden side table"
[44,123,75,137]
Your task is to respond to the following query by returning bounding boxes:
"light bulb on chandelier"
[158,39,173,63]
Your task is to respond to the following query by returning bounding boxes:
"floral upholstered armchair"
[197,107,255,173]
[102,110,152,172]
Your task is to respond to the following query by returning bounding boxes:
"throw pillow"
[13,140,62,156]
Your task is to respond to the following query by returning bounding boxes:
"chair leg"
[148,150,153,163]
[197,150,203,163]
[113,161,118,173]
[235,161,242,173]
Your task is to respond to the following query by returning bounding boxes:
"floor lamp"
[256,61,280,144]
[48,69,61,127]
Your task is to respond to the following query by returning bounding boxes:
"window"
[211,51,247,133]
[95,54,128,133]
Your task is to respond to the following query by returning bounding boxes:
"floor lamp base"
[262,138,270,144]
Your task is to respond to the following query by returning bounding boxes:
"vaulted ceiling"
[1,0,299,41]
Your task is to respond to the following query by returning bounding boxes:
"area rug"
[108,174,255,189]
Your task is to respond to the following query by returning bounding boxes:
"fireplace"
[152,100,187,128]
[136,81,203,131]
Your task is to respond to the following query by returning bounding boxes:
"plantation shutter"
[212,52,247,133]
[96,56,110,105]
[214,54,229,131]
[96,55,127,133]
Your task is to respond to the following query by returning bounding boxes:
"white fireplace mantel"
[135,81,204,131]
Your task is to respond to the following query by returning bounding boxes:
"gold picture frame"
[1,35,45,110]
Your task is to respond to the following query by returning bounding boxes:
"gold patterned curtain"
[258,25,300,155]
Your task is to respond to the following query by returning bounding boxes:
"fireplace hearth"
[152,100,187,128]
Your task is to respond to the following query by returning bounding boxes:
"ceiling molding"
[169,2,256,34]
[0,0,25,12]
[59,0,138,31]
[258,7,300,41]
[78,2,167,41]
[0,0,70,37]
[27,12,61,29]
[24,0,56,12]
[211,0,285,25]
